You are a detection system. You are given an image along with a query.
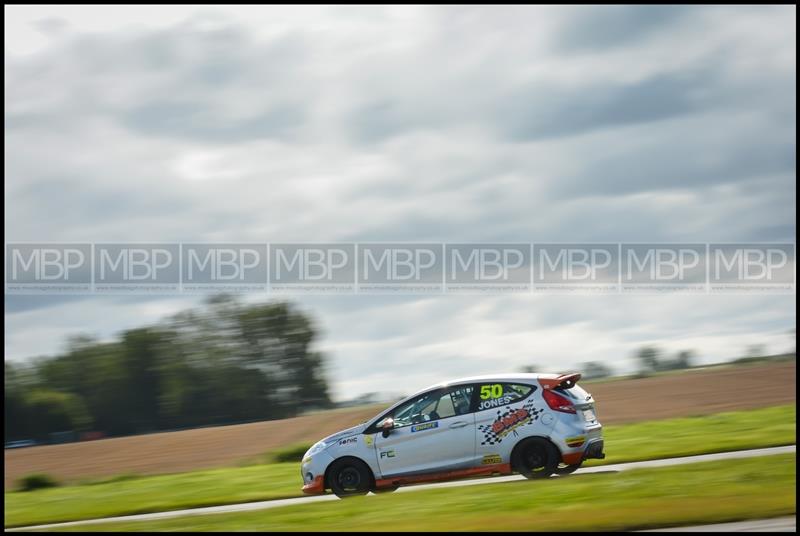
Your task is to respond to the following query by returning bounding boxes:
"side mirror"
[381,418,394,438]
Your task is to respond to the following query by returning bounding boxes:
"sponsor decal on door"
[411,422,439,433]
[479,400,543,445]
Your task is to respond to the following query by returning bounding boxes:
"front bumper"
[301,475,325,495]
[300,449,334,495]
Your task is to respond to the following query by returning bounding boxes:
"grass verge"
[5,404,795,528]
[588,403,795,466]
[47,454,796,532]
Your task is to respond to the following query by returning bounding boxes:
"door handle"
[449,421,468,429]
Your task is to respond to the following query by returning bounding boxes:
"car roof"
[365,371,578,427]
[417,372,567,394]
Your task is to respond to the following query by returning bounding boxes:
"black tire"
[554,462,582,475]
[372,485,399,494]
[511,437,558,479]
[328,458,373,498]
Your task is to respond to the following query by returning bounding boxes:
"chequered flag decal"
[479,400,543,446]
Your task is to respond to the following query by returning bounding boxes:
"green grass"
[267,442,314,464]
[588,403,796,466]
[4,404,795,528]
[4,463,302,529]
[47,454,797,532]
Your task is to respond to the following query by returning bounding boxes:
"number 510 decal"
[480,384,503,399]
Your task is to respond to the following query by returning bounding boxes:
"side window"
[391,390,445,428]
[448,385,474,416]
[435,391,456,418]
[388,385,475,427]
[476,383,535,411]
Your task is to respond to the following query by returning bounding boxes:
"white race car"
[301,372,604,497]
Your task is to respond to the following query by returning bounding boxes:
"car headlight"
[307,440,327,456]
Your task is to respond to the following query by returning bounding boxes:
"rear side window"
[555,383,590,402]
[476,383,535,411]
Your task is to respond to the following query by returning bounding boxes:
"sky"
[4,5,796,402]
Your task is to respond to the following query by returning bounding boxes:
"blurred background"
[4,5,796,532]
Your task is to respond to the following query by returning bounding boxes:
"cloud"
[553,5,693,52]
[4,5,796,400]
[122,99,305,142]
[498,72,701,141]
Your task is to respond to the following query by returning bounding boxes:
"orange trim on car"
[539,372,582,390]
[566,436,586,448]
[561,452,583,465]
[301,475,325,495]
[375,463,513,489]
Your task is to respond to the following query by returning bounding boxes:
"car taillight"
[542,389,576,414]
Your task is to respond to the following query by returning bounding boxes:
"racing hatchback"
[301,372,604,497]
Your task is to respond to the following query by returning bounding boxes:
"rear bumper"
[561,439,605,465]
[584,439,605,460]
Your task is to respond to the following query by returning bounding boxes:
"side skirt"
[374,463,513,490]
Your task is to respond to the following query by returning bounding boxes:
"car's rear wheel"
[328,458,373,498]
[512,437,558,479]
[554,462,582,475]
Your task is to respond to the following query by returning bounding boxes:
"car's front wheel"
[511,437,558,479]
[328,458,373,498]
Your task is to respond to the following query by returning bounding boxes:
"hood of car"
[323,422,368,443]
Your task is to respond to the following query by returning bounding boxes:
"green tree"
[745,344,766,359]
[24,390,91,440]
[636,346,661,376]
[581,361,614,380]
[674,350,695,369]
[9,297,332,439]
[118,328,167,433]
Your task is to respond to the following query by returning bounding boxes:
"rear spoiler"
[539,372,582,390]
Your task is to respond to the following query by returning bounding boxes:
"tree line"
[5,296,333,442]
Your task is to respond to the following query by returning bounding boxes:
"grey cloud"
[349,100,421,144]
[7,20,311,143]
[5,295,90,314]
[743,224,797,243]
[499,72,702,141]
[4,294,185,315]
[554,121,795,198]
[554,5,693,52]
[123,100,304,142]
[32,17,69,36]
[10,176,196,240]
[4,6,796,398]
